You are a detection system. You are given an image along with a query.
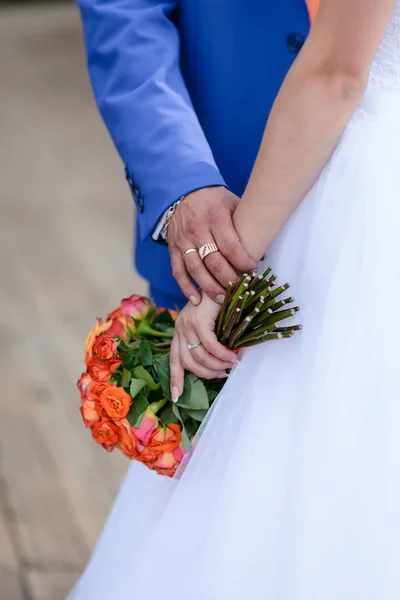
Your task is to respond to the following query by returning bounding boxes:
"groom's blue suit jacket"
[78,0,311,307]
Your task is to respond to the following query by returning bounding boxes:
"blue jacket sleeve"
[77,0,226,240]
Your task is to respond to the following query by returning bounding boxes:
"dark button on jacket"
[287,33,305,52]
[125,169,144,212]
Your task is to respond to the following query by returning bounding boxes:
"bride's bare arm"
[234,0,397,261]
[170,0,397,396]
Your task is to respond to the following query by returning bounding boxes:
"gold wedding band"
[183,248,197,258]
[199,242,219,261]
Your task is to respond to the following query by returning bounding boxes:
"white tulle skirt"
[69,85,400,599]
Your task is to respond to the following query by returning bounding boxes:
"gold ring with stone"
[198,242,219,261]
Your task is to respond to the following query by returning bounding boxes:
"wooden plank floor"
[0,4,147,598]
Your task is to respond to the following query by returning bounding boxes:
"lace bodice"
[369,2,400,88]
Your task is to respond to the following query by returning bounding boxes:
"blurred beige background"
[0,2,147,598]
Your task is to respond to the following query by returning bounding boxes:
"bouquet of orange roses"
[79,270,301,477]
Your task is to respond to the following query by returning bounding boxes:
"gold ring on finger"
[183,248,197,259]
[199,242,219,261]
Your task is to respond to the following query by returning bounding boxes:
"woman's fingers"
[179,340,228,380]
[198,326,238,363]
[191,344,236,372]
[169,335,185,402]
[170,296,239,391]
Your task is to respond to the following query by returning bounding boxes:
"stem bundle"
[216,269,301,350]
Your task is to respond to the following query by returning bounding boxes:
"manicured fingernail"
[216,294,225,304]
[172,387,179,403]
[189,295,198,305]
[217,372,229,378]
[231,359,240,365]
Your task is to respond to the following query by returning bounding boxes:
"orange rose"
[80,398,101,428]
[89,382,110,419]
[91,421,118,447]
[78,372,93,399]
[152,451,180,478]
[92,333,117,361]
[148,423,182,455]
[137,423,182,468]
[90,381,109,401]
[87,357,122,382]
[99,384,131,419]
[137,444,157,464]
[106,305,132,339]
[84,318,112,363]
[107,306,123,321]
[115,419,139,458]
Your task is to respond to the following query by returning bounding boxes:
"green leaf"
[133,365,160,391]
[129,378,147,399]
[158,403,179,426]
[153,354,171,401]
[176,373,209,410]
[184,416,200,439]
[185,408,208,422]
[206,388,220,403]
[126,393,149,428]
[122,354,134,372]
[149,398,167,415]
[138,340,153,367]
[147,387,163,404]
[120,368,131,389]
[171,404,191,452]
[152,309,176,335]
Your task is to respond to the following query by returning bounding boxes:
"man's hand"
[167,187,257,305]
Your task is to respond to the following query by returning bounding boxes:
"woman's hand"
[169,293,239,402]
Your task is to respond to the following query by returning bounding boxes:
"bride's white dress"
[69,6,400,599]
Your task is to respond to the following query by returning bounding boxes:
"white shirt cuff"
[152,209,168,241]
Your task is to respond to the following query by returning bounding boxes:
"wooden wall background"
[0,4,147,598]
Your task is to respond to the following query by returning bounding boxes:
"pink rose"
[172,443,185,463]
[132,407,158,446]
[106,309,129,339]
[120,295,150,320]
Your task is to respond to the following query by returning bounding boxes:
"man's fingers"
[203,251,239,289]
[183,250,225,303]
[170,247,201,305]
[170,335,185,402]
[213,221,257,274]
